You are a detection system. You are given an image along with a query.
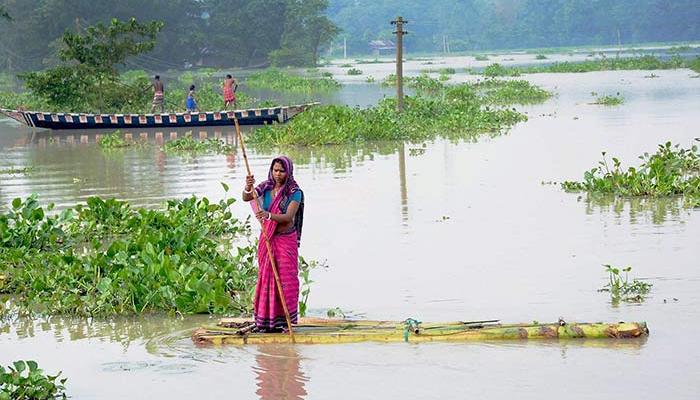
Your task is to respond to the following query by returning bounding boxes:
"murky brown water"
[1,58,700,399]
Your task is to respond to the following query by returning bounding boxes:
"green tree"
[21,18,163,112]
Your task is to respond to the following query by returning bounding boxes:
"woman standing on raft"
[243,156,304,332]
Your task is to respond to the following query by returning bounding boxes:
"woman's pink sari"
[253,189,299,330]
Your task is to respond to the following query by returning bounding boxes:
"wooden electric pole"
[391,16,408,113]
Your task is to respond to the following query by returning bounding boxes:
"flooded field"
[1,55,699,399]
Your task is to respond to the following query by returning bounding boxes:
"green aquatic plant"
[347,68,363,76]
[246,67,340,92]
[483,63,521,77]
[598,265,652,304]
[0,360,67,400]
[365,76,376,83]
[162,136,234,154]
[98,131,130,149]
[0,166,35,175]
[440,67,456,75]
[689,57,700,73]
[591,92,624,106]
[470,55,698,76]
[535,54,548,60]
[562,142,700,206]
[0,191,324,316]
[474,54,489,61]
[298,257,326,318]
[476,79,552,104]
[340,63,353,68]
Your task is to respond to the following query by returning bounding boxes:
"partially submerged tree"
[21,18,163,112]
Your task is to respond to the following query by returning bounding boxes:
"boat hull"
[0,103,315,130]
[192,318,649,345]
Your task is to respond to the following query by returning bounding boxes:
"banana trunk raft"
[192,318,649,345]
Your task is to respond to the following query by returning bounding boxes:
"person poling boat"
[242,156,305,333]
[149,75,165,113]
[223,74,238,110]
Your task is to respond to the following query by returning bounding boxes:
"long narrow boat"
[0,103,316,130]
[192,318,649,345]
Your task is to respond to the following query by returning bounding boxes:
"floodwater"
[1,56,700,399]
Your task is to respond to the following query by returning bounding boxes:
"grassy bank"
[249,77,549,146]
[562,142,700,207]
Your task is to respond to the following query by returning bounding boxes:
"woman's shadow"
[254,345,308,400]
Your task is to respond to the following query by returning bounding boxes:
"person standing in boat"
[150,75,165,113]
[243,156,304,332]
[223,74,237,109]
[186,84,200,113]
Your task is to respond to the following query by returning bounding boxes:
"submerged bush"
[562,142,700,206]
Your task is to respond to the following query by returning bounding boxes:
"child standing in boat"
[186,85,199,113]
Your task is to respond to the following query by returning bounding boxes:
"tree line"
[0,0,337,72]
[327,0,700,55]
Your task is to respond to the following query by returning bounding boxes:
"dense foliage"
[0,0,337,71]
[562,143,700,207]
[0,193,258,315]
[0,360,67,400]
[19,18,163,112]
[327,0,700,54]
[249,76,548,146]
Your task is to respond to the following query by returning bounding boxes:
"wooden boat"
[192,317,649,345]
[0,103,316,130]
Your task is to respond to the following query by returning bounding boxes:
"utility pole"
[391,16,408,113]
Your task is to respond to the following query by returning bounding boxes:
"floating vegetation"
[591,92,624,106]
[340,63,353,68]
[535,54,548,60]
[162,136,234,154]
[0,360,67,399]
[562,142,700,207]
[347,68,363,76]
[321,71,334,78]
[440,67,456,75]
[471,56,700,76]
[476,79,552,105]
[245,68,341,93]
[0,166,35,175]
[0,194,258,315]
[98,131,130,149]
[249,76,537,146]
[474,54,489,61]
[599,265,652,304]
[483,63,521,77]
[644,73,660,78]
[365,76,376,83]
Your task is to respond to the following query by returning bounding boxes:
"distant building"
[369,40,395,56]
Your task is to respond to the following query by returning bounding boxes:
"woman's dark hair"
[189,84,195,90]
[154,75,160,80]
[226,74,232,79]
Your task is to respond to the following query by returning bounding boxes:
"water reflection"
[254,345,308,400]
[581,194,691,224]
[398,142,409,225]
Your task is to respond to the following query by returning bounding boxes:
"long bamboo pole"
[232,115,295,343]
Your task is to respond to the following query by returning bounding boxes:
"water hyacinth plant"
[162,136,234,154]
[248,76,541,147]
[562,142,700,206]
[246,68,341,92]
[591,92,624,106]
[598,265,652,304]
[0,360,67,400]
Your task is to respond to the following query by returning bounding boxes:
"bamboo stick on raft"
[193,321,649,345]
